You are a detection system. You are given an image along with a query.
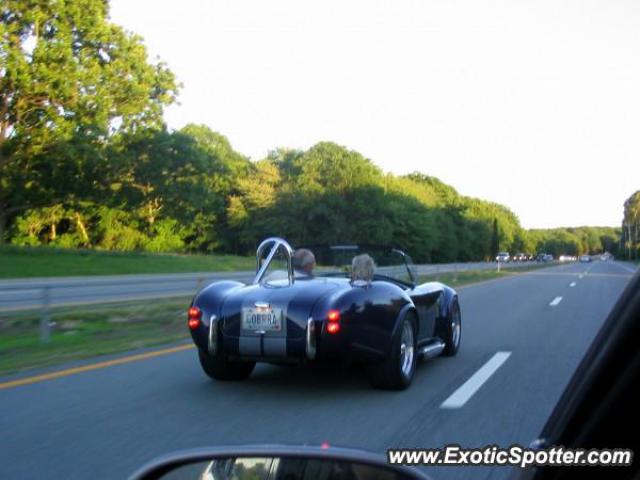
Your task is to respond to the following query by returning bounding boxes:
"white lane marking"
[441,352,511,409]
[569,282,576,287]
[614,263,637,274]
[549,296,563,306]
[578,274,584,279]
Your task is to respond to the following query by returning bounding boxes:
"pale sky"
[110,0,640,229]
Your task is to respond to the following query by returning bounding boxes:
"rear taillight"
[188,306,202,330]
[327,309,340,334]
[327,322,340,334]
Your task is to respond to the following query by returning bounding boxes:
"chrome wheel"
[451,306,461,348]
[399,320,415,377]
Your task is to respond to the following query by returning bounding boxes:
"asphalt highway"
[0,260,635,480]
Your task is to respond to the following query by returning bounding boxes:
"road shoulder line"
[0,344,194,390]
[614,262,637,274]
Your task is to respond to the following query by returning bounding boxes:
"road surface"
[0,260,635,480]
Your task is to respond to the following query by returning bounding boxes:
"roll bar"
[254,237,295,285]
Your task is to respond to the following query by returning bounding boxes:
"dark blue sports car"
[188,237,461,390]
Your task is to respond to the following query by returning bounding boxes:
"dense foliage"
[622,191,640,260]
[527,227,621,258]
[0,0,178,242]
[3,124,622,261]
[0,1,624,263]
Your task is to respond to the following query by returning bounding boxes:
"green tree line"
[0,0,623,263]
[622,190,640,260]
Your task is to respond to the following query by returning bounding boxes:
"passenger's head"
[293,248,316,275]
[351,254,375,283]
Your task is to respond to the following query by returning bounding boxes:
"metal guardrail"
[0,272,253,343]
[0,261,549,343]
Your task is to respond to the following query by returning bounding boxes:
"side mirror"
[129,445,429,480]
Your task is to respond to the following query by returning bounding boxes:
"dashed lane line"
[549,296,563,306]
[441,352,512,409]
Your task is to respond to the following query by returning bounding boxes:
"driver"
[293,248,316,276]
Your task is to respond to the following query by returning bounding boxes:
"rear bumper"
[190,321,386,364]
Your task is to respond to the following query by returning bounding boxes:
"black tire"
[366,315,417,390]
[442,300,462,356]
[198,349,255,381]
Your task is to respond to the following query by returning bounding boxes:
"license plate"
[242,307,283,332]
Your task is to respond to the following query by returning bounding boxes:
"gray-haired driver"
[293,248,316,276]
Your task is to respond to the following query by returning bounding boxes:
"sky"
[109,0,640,229]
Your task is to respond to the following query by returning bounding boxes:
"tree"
[405,173,460,206]
[227,159,282,253]
[291,142,382,194]
[0,0,179,242]
[623,191,640,259]
[491,218,499,258]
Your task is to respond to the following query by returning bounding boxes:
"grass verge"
[420,269,510,286]
[0,245,254,279]
[0,297,191,376]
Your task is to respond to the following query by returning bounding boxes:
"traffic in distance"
[494,252,614,263]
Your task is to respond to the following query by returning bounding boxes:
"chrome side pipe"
[306,317,316,360]
[417,339,445,359]
[208,315,219,355]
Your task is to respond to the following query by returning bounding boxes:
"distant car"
[496,252,510,262]
[513,253,527,262]
[543,254,554,262]
[579,255,592,263]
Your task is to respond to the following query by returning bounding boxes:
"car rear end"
[208,279,348,363]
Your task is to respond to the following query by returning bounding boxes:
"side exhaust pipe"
[417,339,445,359]
[306,317,317,360]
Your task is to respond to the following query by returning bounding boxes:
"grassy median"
[0,297,192,376]
[0,245,254,279]
[420,269,509,286]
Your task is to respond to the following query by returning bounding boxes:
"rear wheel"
[198,349,255,381]
[366,315,417,390]
[442,300,461,356]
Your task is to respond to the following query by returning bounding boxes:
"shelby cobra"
[187,238,461,390]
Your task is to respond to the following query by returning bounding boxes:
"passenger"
[351,253,375,284]
[293,248,316,276]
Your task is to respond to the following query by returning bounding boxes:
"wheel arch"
[391,302,419,343]
[435,286,460,340]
